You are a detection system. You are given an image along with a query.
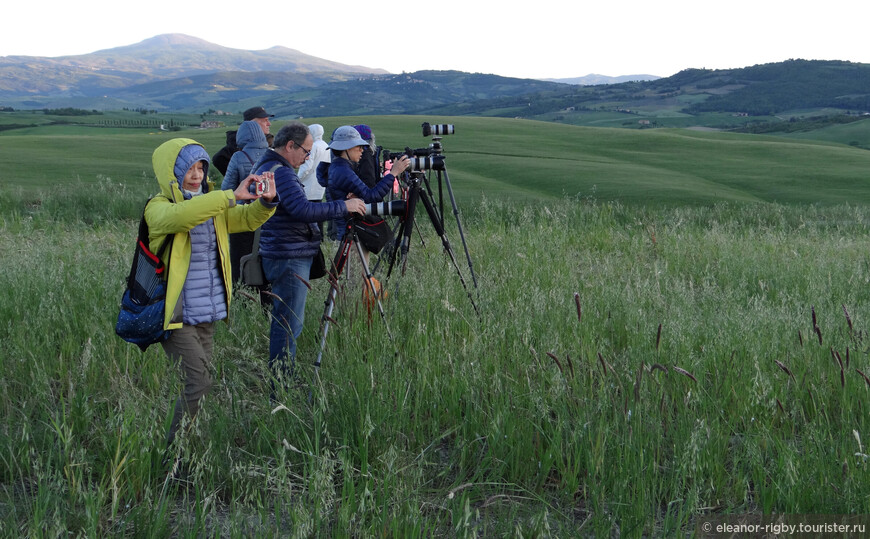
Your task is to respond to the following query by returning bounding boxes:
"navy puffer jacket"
[324,157,395,239]
[254,149,347,259]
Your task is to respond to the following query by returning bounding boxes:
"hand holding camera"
[344,197,367,216]
[235,172,275,202]
[390,155,410,176]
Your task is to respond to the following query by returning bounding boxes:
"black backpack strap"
[141,197,173,256]
[128,198,173,288]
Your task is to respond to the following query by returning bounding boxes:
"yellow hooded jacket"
[144,138,275,330]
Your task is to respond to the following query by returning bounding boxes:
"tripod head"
[405,170,426,187]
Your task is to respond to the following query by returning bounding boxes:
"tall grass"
[2,182,870,536]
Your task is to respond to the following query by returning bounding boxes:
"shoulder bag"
[240,228,267,287]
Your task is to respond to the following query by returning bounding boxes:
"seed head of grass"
[774,360,794,380]
[843,304,854,333]
[672,366,697,383]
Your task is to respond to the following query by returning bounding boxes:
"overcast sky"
[3,0,868,79]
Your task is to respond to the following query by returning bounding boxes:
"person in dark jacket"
[211,130,238,177]
[352,124,380,188]
[253,122,366,392]
[211,106,274,176]
[323,125,409,241]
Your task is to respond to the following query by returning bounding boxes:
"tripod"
[314,217,393,371]
[424,137,478,289]
[384,171,480,316]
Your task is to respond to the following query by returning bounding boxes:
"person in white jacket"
[297,123,330,202]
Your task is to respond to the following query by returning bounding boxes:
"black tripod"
[425,136,479,289]
[314,217,393,372]
[385,171,480,316]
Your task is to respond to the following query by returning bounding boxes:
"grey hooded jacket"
[221,120,269,192]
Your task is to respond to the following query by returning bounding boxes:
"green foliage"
[255,71,566,119]
[42,108,102,116]
[683,60,870,115]
[776,117,870,150]
[413,61,870,132]
[736,114,866,135]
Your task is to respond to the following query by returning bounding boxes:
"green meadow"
[2,116,870,536]
[5,114,870,205]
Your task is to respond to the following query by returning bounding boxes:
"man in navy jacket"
[253,122,365,392]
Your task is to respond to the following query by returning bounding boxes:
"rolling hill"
[0,34,385,103]
[3,34,870,144]
[3,115,870,207]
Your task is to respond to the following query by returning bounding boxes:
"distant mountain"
[675,61,870,115]
[3,35,868,136]
[545,74,660,85]
[0,33,664,113]
[110,70,364,111]
[0,33,386,100]
[423,60,870,122]
[0,34,573,114]
[260,70,568,118]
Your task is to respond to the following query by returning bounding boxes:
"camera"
[365,200,406,217]
[383,149,445,171]
[248,177,267,196]
[384,147,428,162]
[422,122,454,137]
[249,171,273,196]
[384,149,409,162]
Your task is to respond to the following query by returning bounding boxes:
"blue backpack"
[115,200,173,351]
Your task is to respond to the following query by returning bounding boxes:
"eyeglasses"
[295,142,312,158]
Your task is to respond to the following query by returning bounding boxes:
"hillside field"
[3,116,870,535]
[3,115,870,207]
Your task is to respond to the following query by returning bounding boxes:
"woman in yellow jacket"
[145,138,276,451]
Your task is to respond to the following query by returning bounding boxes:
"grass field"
[783,117,870,149]
[4,115,870,207]
[2,116,870,536]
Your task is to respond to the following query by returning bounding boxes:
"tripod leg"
[417,188,481,317]
[397,185,419,277]
[314,230,352,370]
[315,222,397,372]
[440,169,478,288]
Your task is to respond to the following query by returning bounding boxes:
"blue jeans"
[262,256,313,383]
